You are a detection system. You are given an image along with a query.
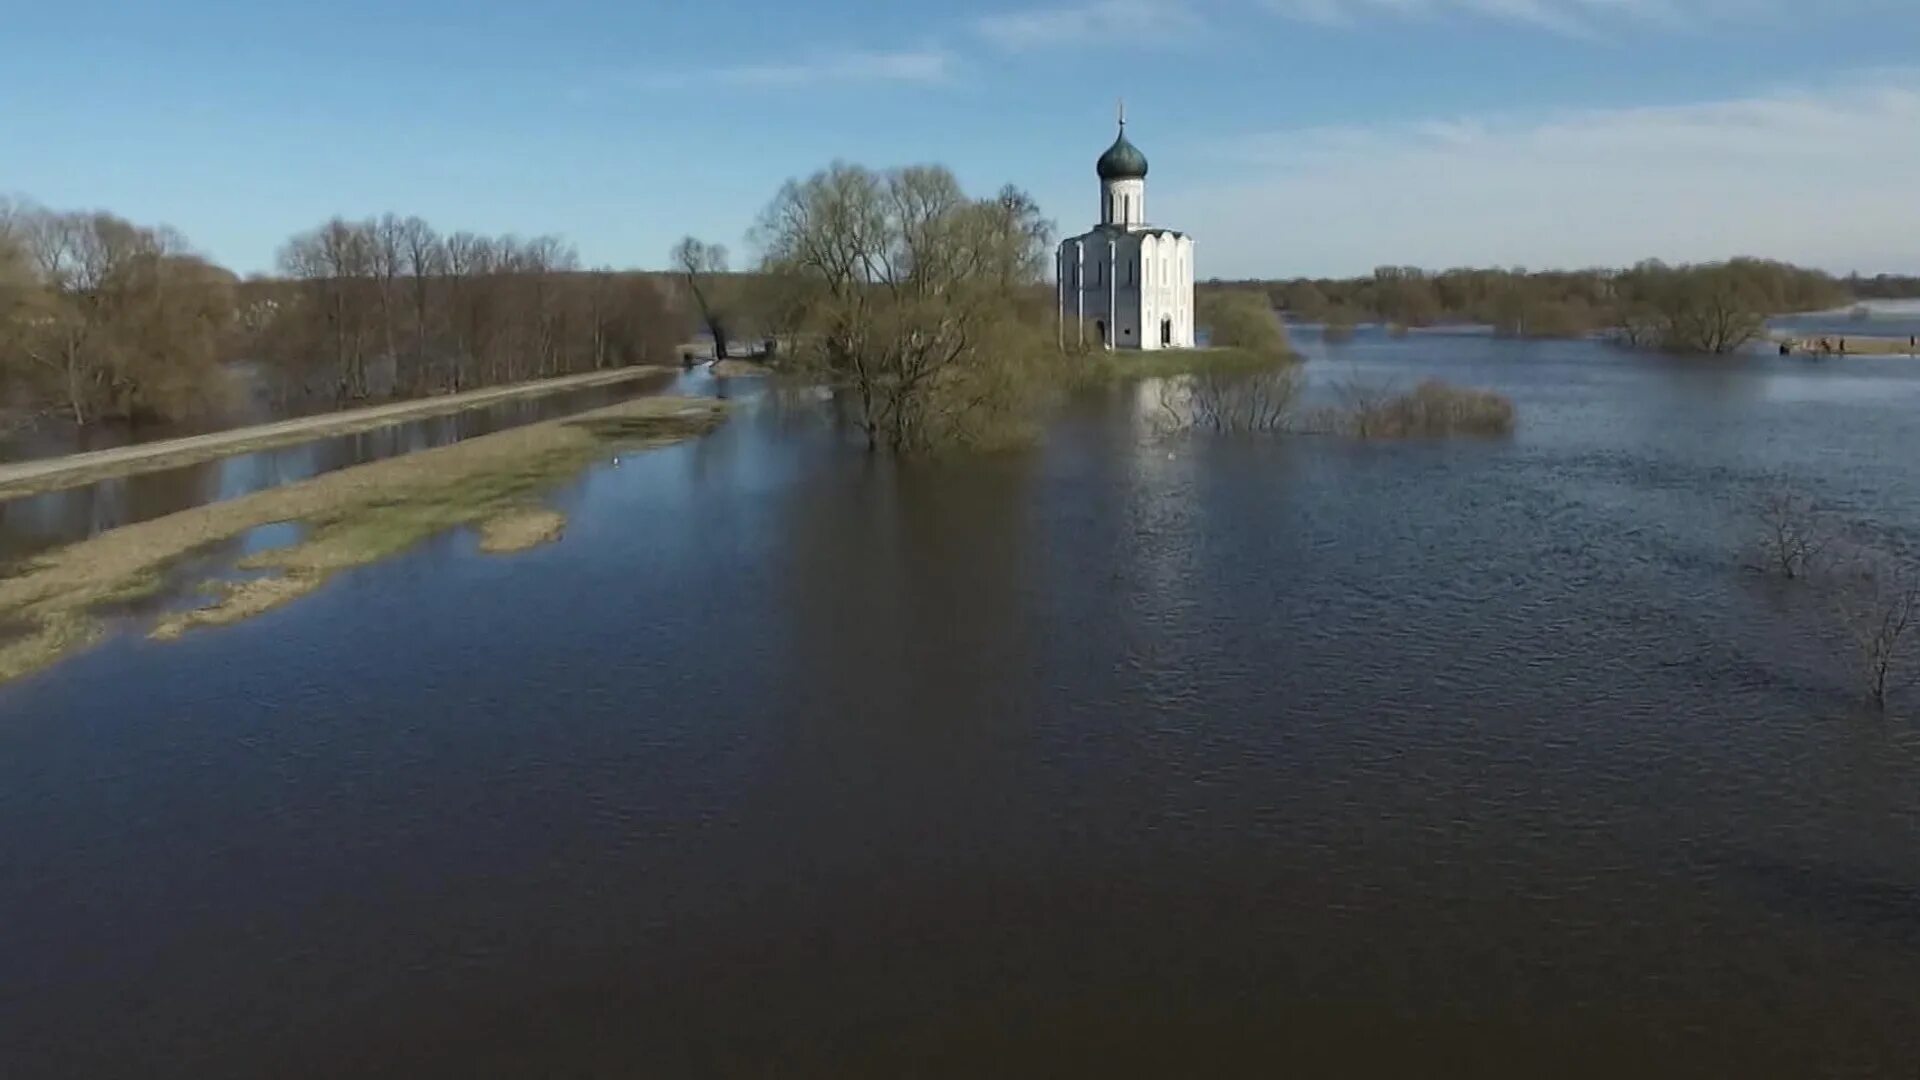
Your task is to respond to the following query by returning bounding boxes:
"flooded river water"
[3,330,1920,1076]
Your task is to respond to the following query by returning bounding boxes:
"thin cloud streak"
[975,0,1204,51]
[1170,74,1920,276]
[642,50,957,90]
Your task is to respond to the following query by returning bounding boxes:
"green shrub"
[1198,290,1293,357]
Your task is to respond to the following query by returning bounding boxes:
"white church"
[1056,111,1196,351]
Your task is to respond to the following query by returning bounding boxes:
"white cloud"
[975,0,1204,51]
[644,50,956,90]
[1166,74,1920,277]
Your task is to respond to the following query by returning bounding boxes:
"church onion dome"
[1096,127,1149,180]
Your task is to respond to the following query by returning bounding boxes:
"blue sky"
[3,0,1916,278]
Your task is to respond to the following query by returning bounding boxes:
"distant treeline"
[1205,259,1864,352]
[253,216,683,407]
[6,185,1914,431]
[0,198,691,427]
[1843,273,1920,300]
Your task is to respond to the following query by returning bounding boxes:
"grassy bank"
[1075,346,1297,382]
[710,359,775,378]
[0,394,729,684]
[0,366,675,501]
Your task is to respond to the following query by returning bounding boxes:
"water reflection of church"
[1056,109,1196,352]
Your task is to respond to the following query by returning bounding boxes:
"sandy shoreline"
[1772,332,1920,357]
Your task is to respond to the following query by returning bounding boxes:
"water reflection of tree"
[772,449,1042,747]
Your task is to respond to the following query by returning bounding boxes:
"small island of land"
[1773,333,1920,357]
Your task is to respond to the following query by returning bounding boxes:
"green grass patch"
[0,612,101,685]
[87,566,172,611]
[1073,346,1297,383]
[0,395,730,683]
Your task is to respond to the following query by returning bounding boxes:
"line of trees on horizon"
[0,197,693,429]
[1212,259,1909,353]
[9,185,1920,432]
[256,215,683,407]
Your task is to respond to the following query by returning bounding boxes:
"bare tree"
[1753,489,1828,579]
[519,235,578,378]
[671,236,732,361]
[1834,558,1920,710]
[2,205,233,424]
[7,199,687,424]
[0,198,45,391]
[277,218,377,402]
[396,216,442,394]
[441,230,489,392]
[369,213,409,391]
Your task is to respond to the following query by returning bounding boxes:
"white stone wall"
[1058,230,1191,351]
[1057,235,1128,349]
[1147,235,1193,349]
[1113,235,1141,348]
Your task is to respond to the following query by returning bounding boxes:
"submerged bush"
[1323,307,1361,344]
[1155,373,1514,441]
[1833,556,1920,711]
[1752,489,1829,579]
[1155,368,1300,434]
[1313,379,1516,438]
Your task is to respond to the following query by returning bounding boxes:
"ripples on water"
[2,334,1920,1076]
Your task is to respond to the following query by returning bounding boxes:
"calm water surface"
[4,331,1920,1076]
[1771,298,1920,340]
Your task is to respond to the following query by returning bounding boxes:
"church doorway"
[1095,320,1107,346]
[1161,318,1172,346]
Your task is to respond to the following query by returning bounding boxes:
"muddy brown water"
[2,331,1920,1076]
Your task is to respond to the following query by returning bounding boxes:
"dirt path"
[0,366,672,500]
[0,394,730,683]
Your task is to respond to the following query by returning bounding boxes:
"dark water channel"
[4,332,1920,1076]
[0,374,673,563]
